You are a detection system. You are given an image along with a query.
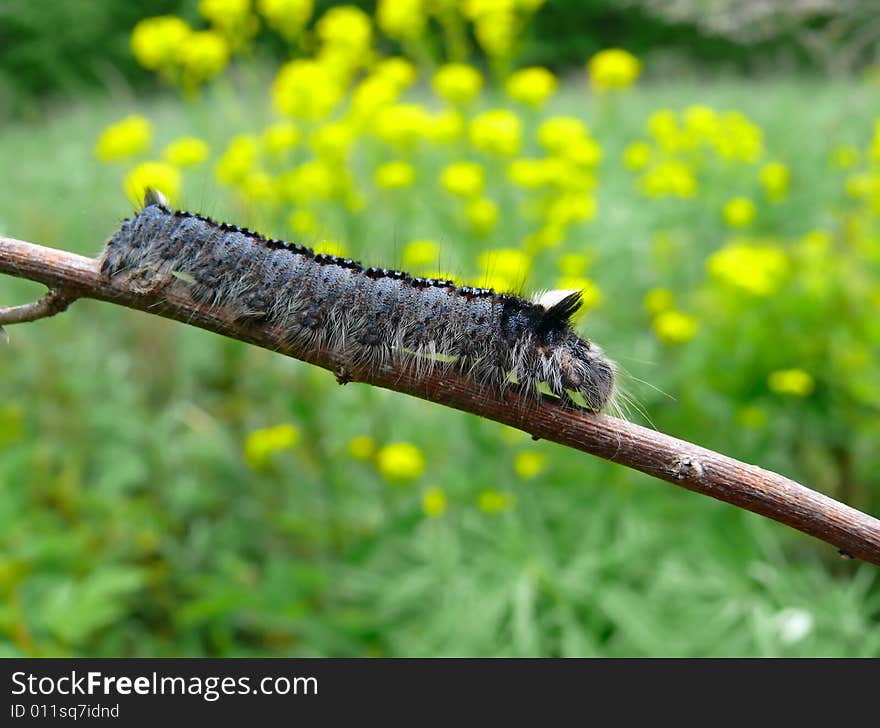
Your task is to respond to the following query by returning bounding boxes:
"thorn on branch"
[0,288,78,328]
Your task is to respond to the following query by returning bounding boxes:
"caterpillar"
[100,190,617,411]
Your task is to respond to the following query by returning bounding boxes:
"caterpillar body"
[101,190,616,411]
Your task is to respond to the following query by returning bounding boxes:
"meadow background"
[1,0,879,657]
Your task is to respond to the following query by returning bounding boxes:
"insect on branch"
[2,233,880,566]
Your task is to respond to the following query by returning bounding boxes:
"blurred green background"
[1,0,880,657]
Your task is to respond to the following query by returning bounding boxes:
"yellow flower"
[199,0,257,47]
[374,160,416,189]
[768,369,814,397]
[643,287,674,315]
[402,240,441,269]
[373,57,418,89]
[623,141,652,170]
[588,48,641,93]
[440,161,485,198]
[162,136,209,167]
[713,111,764,163]
[130,16,191,71]
[759,162,789,202]
[427,109,465,143]
[478,248,530,291]
[545,193,597,225]
[421,486,447,517]
[505,66,557,108]
[94,115,152,162]
[124,162,181,206]
[214,134,259,186]
[722,197,756,228]
[478,489,516,514]
[244,423,300,469]
[514,451,545,479]
[347,434,375,460]
[241,171,275,201]
[351,75,401,120]
[707,242,789,296]
[316,4,372,55]
[378,0,425,39]
[288,208,320,235]
[683,105,719,140]
[507,158,552,189]
[465,197,499,236]
[309,121,354,161]
[653,310,698,345]
[554,276,602,311]
[376,442,426,482]
[537,116,590,154]
[179,31,230,86]
[432,63,483,105]
[257,0,313,41]
[273,59,343,120]
[372,103,432,149]
[647,109,680,150]
[640,160,697,198]
[314,239,348,257]
[279,160,338,203]
[262,120,301,157]
[831,145,859,170]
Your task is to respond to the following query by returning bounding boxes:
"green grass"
[1,75,879,656]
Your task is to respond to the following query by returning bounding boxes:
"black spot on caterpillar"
[100,190,617,411]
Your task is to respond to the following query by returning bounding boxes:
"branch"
[3,234,880,566]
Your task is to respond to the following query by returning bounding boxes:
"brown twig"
[2,234,880,566]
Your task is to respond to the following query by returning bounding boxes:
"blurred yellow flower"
[440,161,485,198]
[465,197,499,236]
[243,423,300,470]
[588,48,641,93]
[162,136,210,167]
[432,63,483,105]
[402,240,441,269]
[214,134,259,186]
[722,197,756,228]
[316,4,372,55]
[280,160,338,203]
[623,141,652,170]
[505,66,557,108]
[258,0,313,41]
[273,59,343,120]
[647,109,680,150]
[347,434,375,460]
[242,171,276,201]
[707,242,789,296]
[478,248,530,291]
[130,16,191,71]
[478,489,516,514]
[374,160,416,189]
[470,109,522,157]
[428,109,465,143]
[421,486,447,517]
[652,310,698,345]
[262,120,301,157]
[538,116,589,154]
[95,115,152,162]
[199,0,257,47]
[124,162,181,206]
[374,57,418,89]
[314,239,348,257]
[683,105,719,139]
[376,442,426,482]
[378,0,425,39]
[545,193,597,225]
[558,252,594,276]
[759,162,789,202]
[640,160,697,198]
[514,451,545,479]
[309,121,354,161]
[179,31,230,86]
[372,103,433,149]
[507,158,551,189]
[288,208,320,235]
[713,111,764,163]
[643,287,674,315]
[831,145,859,170]
[768,369,814,397]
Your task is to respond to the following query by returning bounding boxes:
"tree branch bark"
[2,233,880,566]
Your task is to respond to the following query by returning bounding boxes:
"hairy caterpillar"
[100,190,617,411]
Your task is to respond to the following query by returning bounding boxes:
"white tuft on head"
[533,289,580,310]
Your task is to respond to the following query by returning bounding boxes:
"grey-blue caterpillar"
[100,190,616,410]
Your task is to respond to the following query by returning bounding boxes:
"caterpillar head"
[533,290,616,411]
